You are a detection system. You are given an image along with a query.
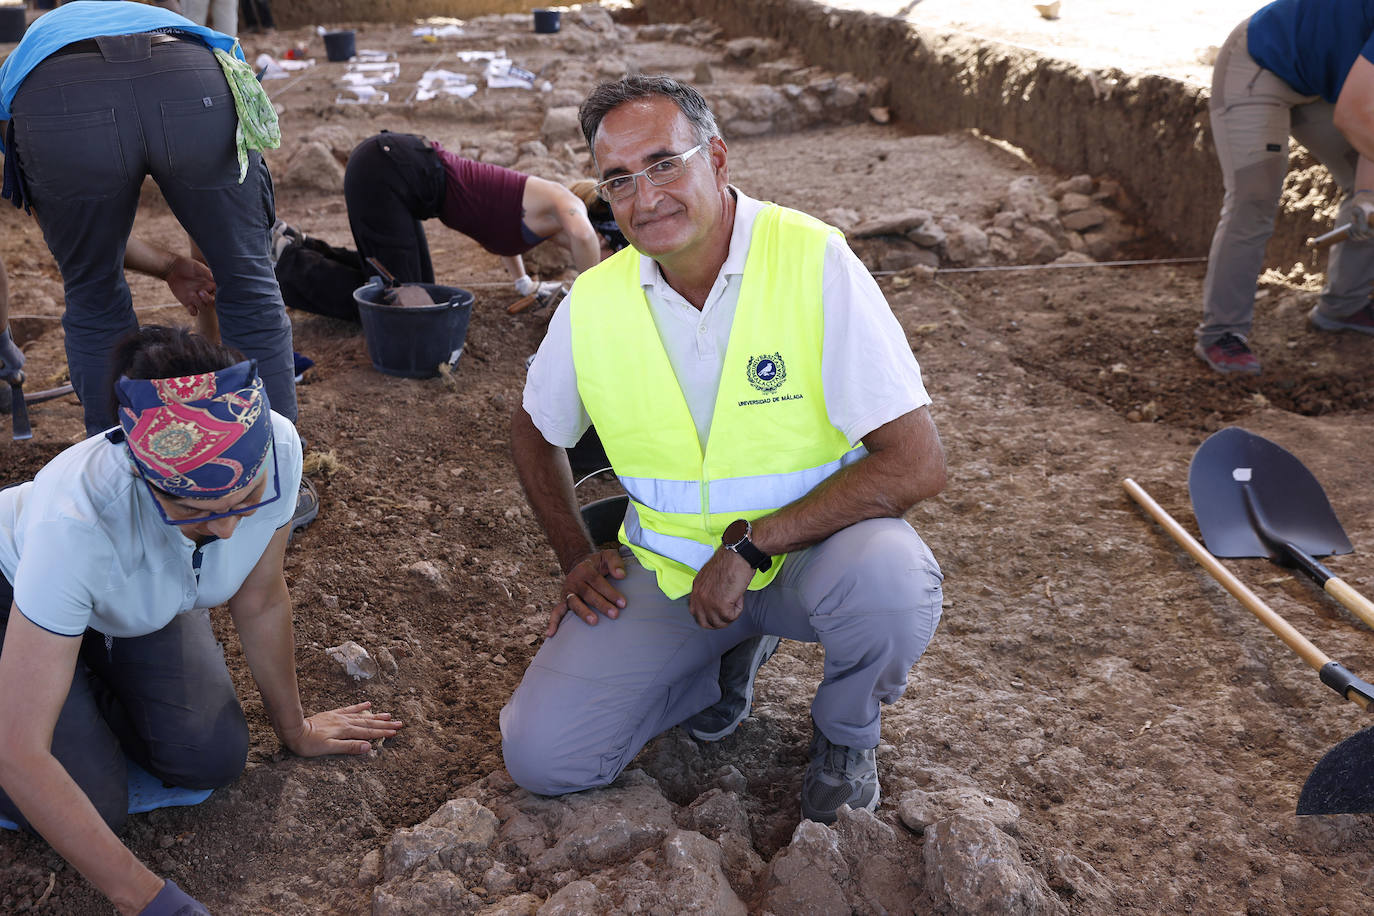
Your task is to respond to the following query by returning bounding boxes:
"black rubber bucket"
[353,277,473,378]
[0,7,27,43]
[533,9,561,33]
[580,495,628,548]
[322,29,356,62]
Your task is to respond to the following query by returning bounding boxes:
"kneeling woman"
[0,327,401,914]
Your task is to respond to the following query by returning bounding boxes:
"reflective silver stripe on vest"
[618,446,868,516]
[617,476,700,514]
[708,447,867,513]
[622,501,717,571]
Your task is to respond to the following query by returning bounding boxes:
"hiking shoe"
[800,721,879,825]
[1194,333,1261,375]
[288,477,319,544]
[1309,302,1374,335]
[683,634,781,742]
[269,220,301,266]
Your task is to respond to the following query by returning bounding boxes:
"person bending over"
[1197,0,1374,374]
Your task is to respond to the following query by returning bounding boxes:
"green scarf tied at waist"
[213,44,280,183]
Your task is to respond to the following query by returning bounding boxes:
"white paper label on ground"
[1232,467,1252,482]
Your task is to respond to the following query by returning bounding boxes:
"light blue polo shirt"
[0,0,242,122]
[0,412,302,638]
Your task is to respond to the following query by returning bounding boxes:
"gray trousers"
[501,518,944,797]
[10,36,295,434]
[1199,18,1374,346]
[0,606,249,834]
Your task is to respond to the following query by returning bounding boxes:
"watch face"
[722,519,749,546]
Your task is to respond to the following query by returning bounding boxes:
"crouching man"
[502,76,946,824]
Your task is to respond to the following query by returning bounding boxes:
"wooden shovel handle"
[1123,479,1332,675]
[1326,579,1374,630]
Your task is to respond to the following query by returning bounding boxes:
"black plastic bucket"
[0,7,27,43]
[353,277,473,378]
[580,494,628,548]
[533,9,561,33]
[322,29,356,62]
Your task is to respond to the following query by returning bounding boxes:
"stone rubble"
[366,729,1072,915]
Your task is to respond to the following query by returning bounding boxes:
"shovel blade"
[1298,726,1374,814]
[1189,427,1351,560]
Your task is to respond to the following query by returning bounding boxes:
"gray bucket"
[353,277,473,378]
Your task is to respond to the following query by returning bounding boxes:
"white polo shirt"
[0,413,302,638]
[523,189,931,450]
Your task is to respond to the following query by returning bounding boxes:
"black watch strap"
[723,519,772,572]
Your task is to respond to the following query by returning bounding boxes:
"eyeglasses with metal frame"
[593,144,704,203]
[136,446,282,527]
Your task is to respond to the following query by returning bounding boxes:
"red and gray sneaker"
[1195,333,1261,375]
[1309,303,1374,335]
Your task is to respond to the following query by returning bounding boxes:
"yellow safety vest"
[570,204,866,599]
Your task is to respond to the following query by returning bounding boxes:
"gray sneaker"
[288,478,319,544]
[800,721,879,824]
[683,634,781,742]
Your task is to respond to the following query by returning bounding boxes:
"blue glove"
[0,326,23,382]
[138,880,210,916]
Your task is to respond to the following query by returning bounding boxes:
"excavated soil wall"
[274,0,542,29]
[638,0,1332,271]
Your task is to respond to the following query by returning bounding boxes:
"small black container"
[533,8,561,34]
[322,29,356,62]
[0,6,27,43]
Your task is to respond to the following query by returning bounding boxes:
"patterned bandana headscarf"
[116,360,273,499]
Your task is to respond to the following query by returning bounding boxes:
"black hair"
[578,75,722,157]
[105,325,243,421]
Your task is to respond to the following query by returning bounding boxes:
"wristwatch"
[721,518,772,571]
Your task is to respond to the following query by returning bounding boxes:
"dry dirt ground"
[3,5,1374,915]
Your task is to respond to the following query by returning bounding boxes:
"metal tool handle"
[1306,224,1351,250]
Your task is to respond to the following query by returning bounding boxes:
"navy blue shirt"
[1248,0,1374,102]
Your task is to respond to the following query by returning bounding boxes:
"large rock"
[1005,176,1058,223]
[853,208,934,239]
[540,107,583,147]
[924,815,1064,915]
[382,798,499,880]
[280,142,344,192]
[763,807,923,914]
[899,787,1022,834]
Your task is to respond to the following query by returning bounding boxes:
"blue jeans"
[10,34,296,433]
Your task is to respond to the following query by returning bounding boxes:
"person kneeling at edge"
[0,327,402,915]
[502,75,946,825]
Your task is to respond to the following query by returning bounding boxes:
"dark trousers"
[343,132,445,284]
[0,578,248,833]
[275,236,366,322]
[10,35,296,434]
[239,0,274,31]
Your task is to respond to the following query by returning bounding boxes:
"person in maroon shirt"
[344,131,601,297]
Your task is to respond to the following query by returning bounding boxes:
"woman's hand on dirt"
[550,548,627,637]
[164,256,217,317]
[284,702,403,757]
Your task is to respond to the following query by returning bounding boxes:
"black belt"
[51,33,193,57]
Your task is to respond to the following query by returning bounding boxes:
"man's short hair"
[579,75,723,157]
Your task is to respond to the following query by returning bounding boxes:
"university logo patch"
[746,353,786,392]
